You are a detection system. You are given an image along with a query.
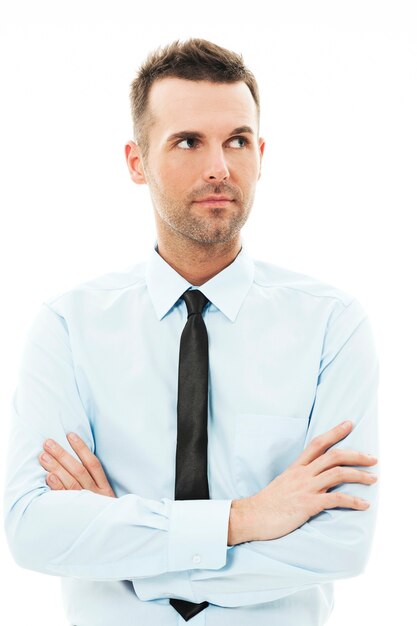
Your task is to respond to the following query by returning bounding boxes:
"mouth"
[193,199,234,207]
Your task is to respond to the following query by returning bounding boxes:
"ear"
[258,137,265,180]
[125,141,147,185]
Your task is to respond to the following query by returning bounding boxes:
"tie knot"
[181,289,209,317]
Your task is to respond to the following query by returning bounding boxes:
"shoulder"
[251,257,369,328]
[43,260,147,315]
[253,257,354,305]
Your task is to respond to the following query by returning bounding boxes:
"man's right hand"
[228,420,378,546]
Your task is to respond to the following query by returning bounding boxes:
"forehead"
[147,77,258,134]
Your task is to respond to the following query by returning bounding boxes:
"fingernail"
[49,474,58,484]
[341,421,352,429]
[45,439,56,450]
[67,432,78,442]
[41,453,53,462]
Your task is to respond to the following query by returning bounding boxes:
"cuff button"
[192,554,201,564]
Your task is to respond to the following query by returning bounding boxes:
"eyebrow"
[166,125,255,143]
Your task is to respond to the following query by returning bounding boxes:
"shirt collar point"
[145,237,254,321]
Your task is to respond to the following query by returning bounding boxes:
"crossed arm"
[38,420,378,548]
[4,298,379,607]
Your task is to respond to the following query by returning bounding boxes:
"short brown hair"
[129,38,260,163]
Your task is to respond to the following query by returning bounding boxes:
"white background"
[1,1,416,623]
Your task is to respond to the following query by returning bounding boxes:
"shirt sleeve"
[3,303,232,580]
[132,297,381,607]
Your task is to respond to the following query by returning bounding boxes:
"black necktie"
[169,289,210,621]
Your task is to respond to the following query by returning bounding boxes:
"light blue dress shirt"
[3,237,379,626]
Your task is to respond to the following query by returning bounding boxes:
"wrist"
[227,496,257,546]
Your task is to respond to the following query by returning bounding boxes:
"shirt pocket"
[232,413,310,498]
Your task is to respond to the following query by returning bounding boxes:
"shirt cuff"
[168,499,232,571]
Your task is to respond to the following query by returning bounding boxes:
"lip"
[194,198,234,207]
[195,196,234,202]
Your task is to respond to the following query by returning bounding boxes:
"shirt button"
[192,554,201,564]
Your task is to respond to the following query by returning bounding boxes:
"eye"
[229,136,249,148]
[177,137,199,150]
[175,135,250,150]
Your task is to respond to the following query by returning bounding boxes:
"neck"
[154,232,242,286]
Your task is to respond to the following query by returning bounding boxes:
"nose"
[202,146,230,182]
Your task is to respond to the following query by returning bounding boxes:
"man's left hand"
[38,433,116,498]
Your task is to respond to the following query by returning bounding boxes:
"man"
[3,38,379,625]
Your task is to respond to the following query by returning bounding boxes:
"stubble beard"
[145,170,255,245]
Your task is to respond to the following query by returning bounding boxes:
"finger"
[39,452,83,490]
[66,432,112,491]
[314,466,378,492]
[46,473,65,490]
[309,447,378,477]
[294,421,354,467]
[42,439,96,491]
[320,491,371,510]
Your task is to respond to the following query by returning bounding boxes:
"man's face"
[128,77,265,245]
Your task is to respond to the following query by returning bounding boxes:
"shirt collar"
[145,236,254,323]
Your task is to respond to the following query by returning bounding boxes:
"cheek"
[233,161,259,187]
[155,158,196,192]
[228,151,259,174]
